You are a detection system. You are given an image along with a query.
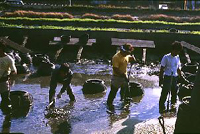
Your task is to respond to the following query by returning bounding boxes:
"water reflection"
[131,95,144,104]
[83,92,106,100]
[107,101,131,126]
[45,102,75,134]
[40,76,50,88]
[0,60,161,134]
[1,106,32,133]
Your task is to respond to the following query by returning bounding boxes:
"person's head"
[79,33,89,45]
[59,63,70,77]
[120,43,134,56]
[61,35,71,43]
[171,41,183,56]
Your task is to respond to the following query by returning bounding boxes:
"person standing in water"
[159,41,183,113]
[0,40,17,114]
[48,63,75,108]
[107,43,136,109]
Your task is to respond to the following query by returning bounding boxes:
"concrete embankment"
[1,27,200,61]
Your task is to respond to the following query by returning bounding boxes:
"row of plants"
[3,10,200,23]
[0,16,200,31]
[1,22,200,35]
[1,16,200,26]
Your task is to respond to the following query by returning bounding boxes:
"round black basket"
[10,91,33,109]
[82,79,107,94]
[129,81,144,97]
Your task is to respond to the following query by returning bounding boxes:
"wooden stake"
[142,48,147,63]
[76,46,83,63]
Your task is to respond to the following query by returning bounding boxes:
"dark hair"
[59,63,69,72]
[79,33,89,44]
[171,41,183,51]
[61,35,71,43]
[121,43,134,53]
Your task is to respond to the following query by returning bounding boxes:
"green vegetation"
[1,17,200,26]
[1,22,200,35]
[3,10,200,23]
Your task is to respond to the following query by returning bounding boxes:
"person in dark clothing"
[49,63,75,107]
[159,41,183,114]
[0,40,17,114]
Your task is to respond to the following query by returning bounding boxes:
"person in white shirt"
[0,40,17,114]
[159,41,183,114]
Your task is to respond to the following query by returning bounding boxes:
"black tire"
[10,91,33,109]
[129,81,144,97]
[82,79,106,94]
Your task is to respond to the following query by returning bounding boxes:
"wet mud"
[0,61,168,134]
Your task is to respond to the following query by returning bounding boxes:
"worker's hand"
[57,92,62,99]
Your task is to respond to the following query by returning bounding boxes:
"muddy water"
[0,62,162,134]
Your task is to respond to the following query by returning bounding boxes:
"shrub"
[140,14,181,22]
[82,13,109,20]
[3,10,74,19]
[111,14,138,21]
[189,16,200,23]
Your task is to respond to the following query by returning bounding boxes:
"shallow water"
[0,62,163,134]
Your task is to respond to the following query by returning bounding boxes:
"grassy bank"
[1,17,200,25]
[0,17,200,32]
[1,22,200,35]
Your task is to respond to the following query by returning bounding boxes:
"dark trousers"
[1,91,11,109]
[49,85,75,102]
[159,75,178,110]
[107,84,129,105]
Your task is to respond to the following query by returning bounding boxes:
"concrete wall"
[1,27,200,61]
